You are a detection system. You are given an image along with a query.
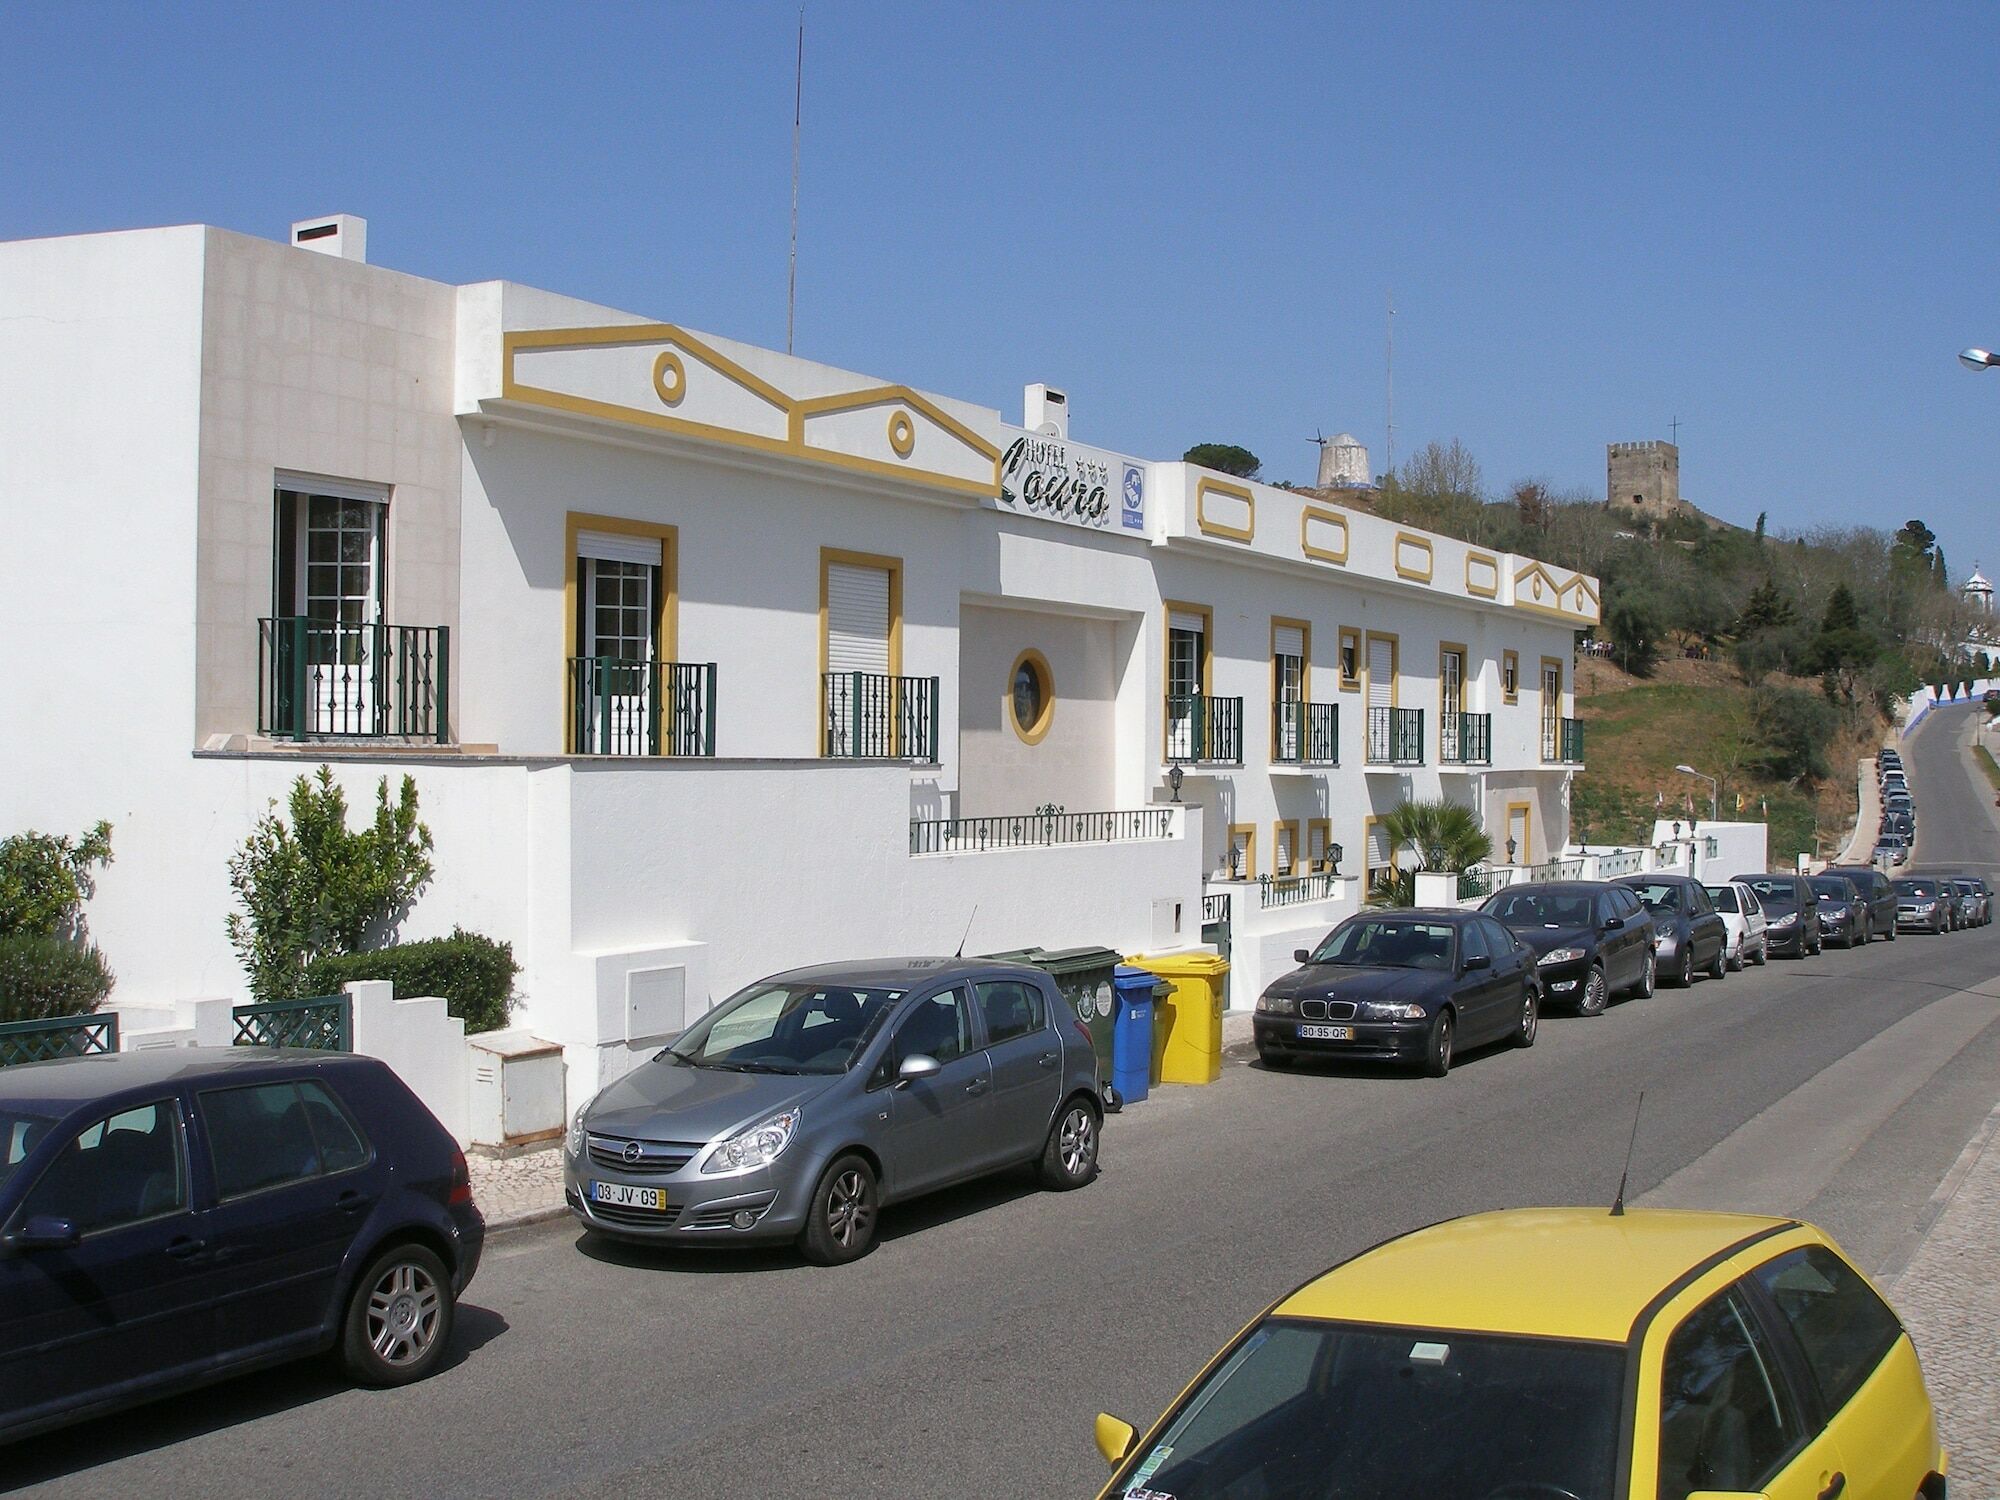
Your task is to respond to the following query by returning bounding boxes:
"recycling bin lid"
[1034,945,1124,974]
[978,947,1046,964]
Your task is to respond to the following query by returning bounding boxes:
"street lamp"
[1674,763,1719,822]
[1960,348,2000,372]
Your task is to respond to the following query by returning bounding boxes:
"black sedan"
[1478,881,1657,1016]
[1613,874,1730,986]
[1735,873,1823,958]
[1809,874,1867,948]
[1255,910,1538,1078]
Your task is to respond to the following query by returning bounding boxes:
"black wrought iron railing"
[822,672,939,760]
[910,807,1174,855]
[1456,866,1496,901]
[232,994,352,1052]
[0,1012,118,1068]
[1561,717,1586,763]
[1365,706,1425,765]
[1165,694,1243,764]
[1202,891,1231,927]
[1258,871,1342,908]
[566,658,717,756]
[259,617,450,742]
[1441,711,1492,766]
[1272,701,1339,765]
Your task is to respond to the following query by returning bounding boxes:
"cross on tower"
[1669,415,1680,445]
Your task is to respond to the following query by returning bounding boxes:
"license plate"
[588,1181,671,1212]
[1298,1024,1353,1041]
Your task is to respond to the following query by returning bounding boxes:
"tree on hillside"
[1511,479,1552,534]
[1812,583,1878,679]
[1604,585,1660,677]
[1182,443,1260,479]
[1756,687,1838,783]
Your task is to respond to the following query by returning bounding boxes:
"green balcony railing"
[0,1012,118,1068]
[1273,701,1339,766]
[566,657,717,756]
[1366,706,1425,766]
[259,617,450,742]
[1258,871,1342,908]
[1166,694,1244,764]
[822,672,939,760]
[1440,711,1493,766]
[1456,866,1496,901]
[1561,717,1586,763]
[232,994,352,1052]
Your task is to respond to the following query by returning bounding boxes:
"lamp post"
[1960,348,2000,371]
[1675,763,1719,823]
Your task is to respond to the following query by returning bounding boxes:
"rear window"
[1750,1246,1902,1412]
[199,1081,372,1198]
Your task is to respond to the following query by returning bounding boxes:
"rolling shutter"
[1273,624,1304,661]
[1275,823,1294,875]
[1367,821,1392,876]
[577,529,663,567]
[1367,636,1394,708]
[826,563,892,676]
[1169,608,1205,637]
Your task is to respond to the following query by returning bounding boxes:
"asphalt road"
[10,704,1999,1499]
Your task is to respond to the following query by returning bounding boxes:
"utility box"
[468,1030,566,1154]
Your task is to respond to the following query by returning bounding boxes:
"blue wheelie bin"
[1111,965,1166,1106]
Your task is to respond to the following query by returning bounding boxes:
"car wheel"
[1809,930,1823,956]
[1037,1096,1101,1191]
[1752,937,1768,967]
[1423,1010,1454,1078]
[1727,936,1745,972]
[1579,965,1609,1016]
[799,1153,880,1265]
[1514,986,1539,1048]
[1674,946,1696,988]
[1633,948,1657,998]
[1707,942,1728,981]
[340,1242,456,1387]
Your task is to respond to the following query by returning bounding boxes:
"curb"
[1888,1092,2000,1292]
[485,1201,571,1235]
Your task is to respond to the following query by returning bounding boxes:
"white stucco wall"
[956,603,1117,814]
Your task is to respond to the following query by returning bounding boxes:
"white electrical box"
[467,1030,566,1152]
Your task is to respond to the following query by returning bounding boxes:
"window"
[1503,650,1520,704]
[1439,645,1466,755]
[1009,650,1054,743]
[1750,1246,1903,1412]
[1306,818,1332,872]
[1542,658,1564,755]
[1658,1287,1805,1499]
[1272,619,1307,760]
[1459,920,1489,964]
[976,980,1045,1046]
[1226,824,1256,880]
[200,1083,343,1198]
[895,989,971,1066]
[1337,628,1361,691]
[1478,917,1518,958]
[567,515,677,754]
[673,983,902,1074]
[18,1102,186,1234]
[1273,820,1299,877]
[1365,633,1398,709]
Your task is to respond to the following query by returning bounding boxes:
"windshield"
[0,1107,59,1193]
[1112,1318,1624,1500]
[1484,891,1594,928]
[1893,880,1937,898]
[1809,878,1851,901]
[1703,885,1739,913]
[1626,881,1682,913]
[665,983,904,1074]
[1740,879,1793,904]
[1310,919,1455,970]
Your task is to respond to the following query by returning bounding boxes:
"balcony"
[258,617,449,742]
[1272,701,1339,767]
[1441,711,1492,767]
[911,806,1175,855]
[1365,706,1425,766]
[566,658,717,756]
[1165,694,1244,765]
[823,671,939,760]
[1542,717,1586,764]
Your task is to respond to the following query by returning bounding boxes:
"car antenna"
[954,905,979,959]
[1611,1091,1645,1217]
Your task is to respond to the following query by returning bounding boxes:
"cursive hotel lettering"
[1000,435,1111,527]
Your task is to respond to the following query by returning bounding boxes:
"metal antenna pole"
[787,4,804,355]
[1385,290,1395,483]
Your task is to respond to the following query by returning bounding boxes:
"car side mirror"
[1461,954,1492,972]
[1094,1412,1137,1466]
[894,1054,942,1088]
[3,1215,80,1253]
[1604,916,1624,930]
[1293,948,1312,964]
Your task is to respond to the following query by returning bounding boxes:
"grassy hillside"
[1569,656,1884,867]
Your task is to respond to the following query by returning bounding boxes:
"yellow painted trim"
[1272,819,1301,878]
[1364,630,1400,709]
[1506,801,1533,866]
[1306,817,1333,872]
[1162,599,1214,762]
[1300,504,1351,565]
[1541,656,1565,756]
[563,512,680,754]
[1227,823,1258,881]
[1502,649,1521,705]
[1363,814,1397,886]
[1465,550,1500,599]
[1393,531,1435,583]
[887,409,916,459]
[818,547,904,756]
[1194,476,1256,543]
[651,349,687,406]
[1337,626,1362,693]
[1007,647,1055,746]
[502,325,1000,498]
[1270,616,1312,761]
[1513,597,1598,624]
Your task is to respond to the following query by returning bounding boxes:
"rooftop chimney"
[1024,383,1068,439]
[290,214,367,263]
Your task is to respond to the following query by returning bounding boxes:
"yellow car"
[1093,1209,1945,1500]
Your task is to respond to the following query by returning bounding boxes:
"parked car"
[1478,881,1656,1015]
[1255,910,1538,1077]
[1874,836,1912,868]
[1822,864,1899,940]
[1614,874,1730,986]
[1952,875,1993,927]
[0,1048,482,1445]
[1893,877,1952,935]
[1703,880,1769,969]
[1736,873,1823,958]
[1089,1209,1945,1500]
[1879,811,1914,839]
[563,959,1101,1264]
[1809,874,1868,948]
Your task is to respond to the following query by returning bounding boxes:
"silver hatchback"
[563,958,1104,1263]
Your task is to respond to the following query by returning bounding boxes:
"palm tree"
[1365,797,1494,908]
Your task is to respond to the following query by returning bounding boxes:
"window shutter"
[1276,824,1294,874]
[1367,821,1392,873]
[826,563,892,676]
[1169,609,1205,637]
[1368,637,1394,708]
[1273,624,1304,661]
[1308,824,1328,865]
[577,529,663,567]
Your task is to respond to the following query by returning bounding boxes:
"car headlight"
[702,1110,799,1175]
[1538,947,1587,966]
[1258,993,1297,1016]
[1914,901,1935,913]
[1771,912,1797,929]
[566,1102,590,1156]
[1356,1001,1427,1021]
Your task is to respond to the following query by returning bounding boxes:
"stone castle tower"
[1606,440,1685,521]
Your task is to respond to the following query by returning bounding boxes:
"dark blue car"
[0,1048,483,1444]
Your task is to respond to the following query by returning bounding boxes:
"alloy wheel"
[365,1260,443,1368]
[1678,948,1695,987]
[1058,1104,1098,1179]
[1582,966,1608,1016]
[826,1167,875,1249]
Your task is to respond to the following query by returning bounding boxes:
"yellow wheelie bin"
[1123,949,1230,1085]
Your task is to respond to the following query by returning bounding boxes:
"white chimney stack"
[1024,383,1068,439]
[290,214,368,263]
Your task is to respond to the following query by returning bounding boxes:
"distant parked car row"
[1875,746,1914,865]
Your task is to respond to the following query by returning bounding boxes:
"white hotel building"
[0,218,1598,1095]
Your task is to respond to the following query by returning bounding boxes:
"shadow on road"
[0,1304,509,1494]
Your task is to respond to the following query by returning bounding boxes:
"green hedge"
[0,933,113,1024]
[301,928,517,1035]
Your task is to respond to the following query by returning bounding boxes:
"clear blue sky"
[6,2,1996,578]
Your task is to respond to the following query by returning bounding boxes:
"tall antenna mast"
[787,4,804,356]
[1384,289,1395,483]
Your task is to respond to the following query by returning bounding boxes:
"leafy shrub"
[227,767,434,1001]
[0,822,112,939]
[0,933,113,1023]
[301,929,517,1034]
[1755,686,1838,783]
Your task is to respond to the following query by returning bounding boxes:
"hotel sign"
[994,429,1146,534]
